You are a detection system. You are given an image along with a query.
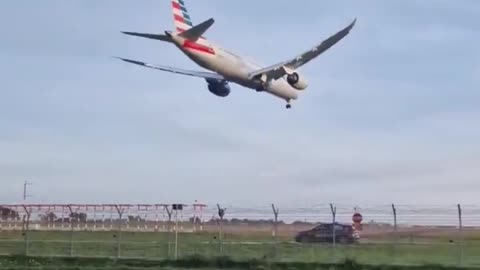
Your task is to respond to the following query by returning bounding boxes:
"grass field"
[1,230,480,267]
[2,255,480,270]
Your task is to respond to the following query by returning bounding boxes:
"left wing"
[116,57,225,80]
[121,32,173,43]
[248,18,356,81]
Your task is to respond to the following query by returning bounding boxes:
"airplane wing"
[116,57,225,80]
[121,31,173,43]
[248,18,357,80]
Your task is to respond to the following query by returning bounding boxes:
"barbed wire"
[1,203,480,227]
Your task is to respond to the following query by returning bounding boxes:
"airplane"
[117,0,356,109]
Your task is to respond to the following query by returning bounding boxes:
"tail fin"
[172,0,194,33]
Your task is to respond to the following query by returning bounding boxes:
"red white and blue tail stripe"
[172,0,193,33]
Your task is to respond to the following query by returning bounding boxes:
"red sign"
[352,213,363,223]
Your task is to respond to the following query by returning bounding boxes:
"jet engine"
[286,72,308,90]
[206,78,231,97]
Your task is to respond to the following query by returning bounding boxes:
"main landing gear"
[255,85,292,109]
[256,83,267,92]
[286,100,292,109]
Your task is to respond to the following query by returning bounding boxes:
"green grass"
[1,255,479,270]
[1,230,480,267]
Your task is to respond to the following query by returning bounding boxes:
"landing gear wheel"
[286,104,292,109]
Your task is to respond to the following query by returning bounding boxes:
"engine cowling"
[286,72,308,90]
[205,78,231,97]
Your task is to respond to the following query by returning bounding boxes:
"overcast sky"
[0,0,479,207]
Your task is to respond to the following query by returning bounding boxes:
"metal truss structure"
[0,203,208,232]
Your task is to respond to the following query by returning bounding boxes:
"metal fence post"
[114,205,125,259]
[458,204,464,266]
[272,204,279,240]
[164,205,173,259]
[173,204,179,260]
[392,204,397,233]
[391,204,398,262]
[330,203,336,247]
[21,206,32,256]
[67,205,74,257]
[175,208,178,260]
[271,204,280,260]
[329,204,337,263]
[170,203,184,261]
[217,204,226,255]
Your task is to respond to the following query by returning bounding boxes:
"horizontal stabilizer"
[178,18,215,41]
[121,31,173,43]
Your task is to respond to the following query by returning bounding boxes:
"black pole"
[330,203,336,247]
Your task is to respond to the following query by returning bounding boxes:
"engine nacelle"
[205,78,231,97]
[286,72,308,90]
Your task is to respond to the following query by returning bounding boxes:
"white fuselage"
[170,35,300,101]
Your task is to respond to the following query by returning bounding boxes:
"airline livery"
[118,0,356,109]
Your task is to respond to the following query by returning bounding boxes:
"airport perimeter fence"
[1,203,480,266]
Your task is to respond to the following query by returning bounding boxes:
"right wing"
[116,57,225,80]
[248,18,357,80]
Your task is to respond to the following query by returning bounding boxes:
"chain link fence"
[1,203,479,266]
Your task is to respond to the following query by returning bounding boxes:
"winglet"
[114,56,145,66]
[347,18,357,32]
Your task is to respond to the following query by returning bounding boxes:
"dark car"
[294,222,357,244]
